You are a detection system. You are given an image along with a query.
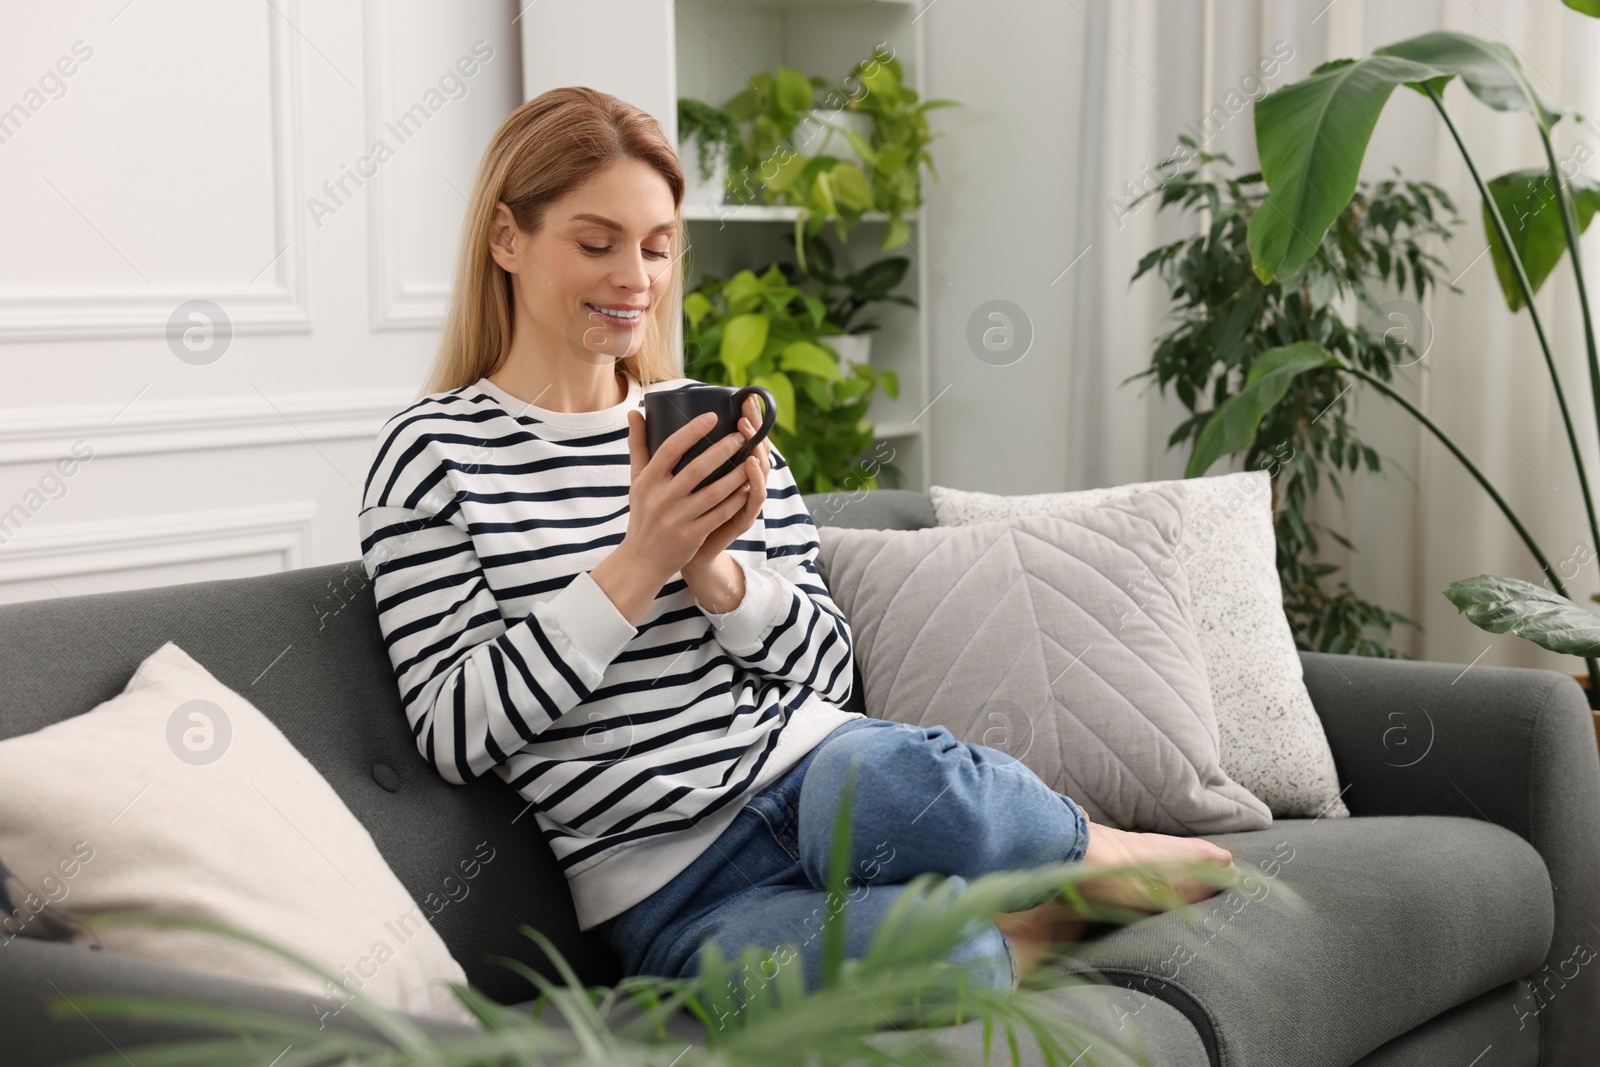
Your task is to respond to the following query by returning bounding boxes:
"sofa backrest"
[0,554,613,1002]
[0,488,933,1004]
[804,488,935,532]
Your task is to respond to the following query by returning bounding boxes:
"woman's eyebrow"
[569,212,676,235]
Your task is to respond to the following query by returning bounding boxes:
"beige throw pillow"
[0,641,479,1028]
[816,486,1272,835]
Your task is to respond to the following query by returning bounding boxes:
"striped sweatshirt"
[358,370,864,930]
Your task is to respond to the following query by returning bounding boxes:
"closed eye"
[580,243,671,260]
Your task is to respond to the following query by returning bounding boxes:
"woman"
[359,86,1236,997]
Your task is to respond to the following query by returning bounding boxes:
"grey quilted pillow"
[815,486,1272,835]
[929,471,1348,820]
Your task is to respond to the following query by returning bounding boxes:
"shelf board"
[689,0,918,9]
[683,203,898,224]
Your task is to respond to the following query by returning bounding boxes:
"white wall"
[0,0,522,603]
[6,0,1600,680]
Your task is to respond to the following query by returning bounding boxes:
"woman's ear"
[487,201,521,274]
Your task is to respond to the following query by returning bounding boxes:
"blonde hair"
[420,87,687,398]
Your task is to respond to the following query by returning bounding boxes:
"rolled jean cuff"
[950,919,1019,991]
[1059,792,1090,862]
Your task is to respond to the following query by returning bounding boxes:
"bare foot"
[992,825,1238,983]
[1074,821,1238,914]
[993,899,1090,982]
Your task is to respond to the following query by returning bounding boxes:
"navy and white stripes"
[358,373,862,930]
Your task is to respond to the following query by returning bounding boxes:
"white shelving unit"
[521,0,932,492]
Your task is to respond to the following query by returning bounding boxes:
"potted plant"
[677,97,746,212]
[682,262,903,493]
[1128,143,1460,657]
[835,48,960,250]
[1185,22,1600,693]
[781,230,917,374]
[723,52,960,272]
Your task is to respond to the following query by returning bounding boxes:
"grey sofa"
[3,488,1597,1067]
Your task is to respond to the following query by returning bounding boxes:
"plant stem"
[1539,123,1600,500]
[1343,362,1600,680]
[1425,85,1600,561]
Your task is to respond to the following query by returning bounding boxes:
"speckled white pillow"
[930,471,1348,819]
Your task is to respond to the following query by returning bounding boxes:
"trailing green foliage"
[1130,146,1461,656]
[677,97,748,189]
[720,49,959,270]
[683,263,903,493]
[784,230,917,337]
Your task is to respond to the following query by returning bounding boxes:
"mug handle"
[730,386,778,463]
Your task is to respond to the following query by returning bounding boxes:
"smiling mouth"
[586,303,645,324]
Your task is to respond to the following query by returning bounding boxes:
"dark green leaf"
[1186,342,1339,477]
[1482,169,1600,311]
[1374,31,1568,132]
[1248,54,1453,282]
[1443,574,1600,656]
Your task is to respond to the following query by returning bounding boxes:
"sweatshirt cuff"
[700,559,785,655]
[546,569,639,674]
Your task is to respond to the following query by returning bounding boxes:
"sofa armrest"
[0,937,479,1067]
[1298,650,1600,1063]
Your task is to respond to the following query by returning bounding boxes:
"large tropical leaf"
[1186,342,1339,477]
[1565,0,1600,15]
[1443,574,1600,657]
[1483,169,1600,310]
[1248,56,1454,282]
[1375,31,1567,131]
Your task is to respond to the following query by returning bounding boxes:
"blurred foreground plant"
[49,770,1301,1067]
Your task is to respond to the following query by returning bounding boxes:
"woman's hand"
[620,398,767,585]
[684,394,772,575]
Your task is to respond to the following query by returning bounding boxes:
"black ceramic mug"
[644,384,777,494]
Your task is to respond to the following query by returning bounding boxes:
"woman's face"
[490,158,678,370]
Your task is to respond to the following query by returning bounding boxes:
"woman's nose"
[613,249,652,292]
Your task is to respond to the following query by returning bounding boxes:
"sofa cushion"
[0,562,623,1004]
[931,472,1347,821]
[1074,816,1554,1067]
[815,488,1272,834]
[0,641,479,1028]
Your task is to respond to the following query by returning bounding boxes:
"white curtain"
[1067,0,1600,673]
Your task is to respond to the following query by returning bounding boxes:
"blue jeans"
[592,716,1090,998]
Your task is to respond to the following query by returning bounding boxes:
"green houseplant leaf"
[1483,169,1600,310]
[720,313,769,387]
[1443,574,1600,656]
[1186,342,1339,477]
[1565,0,1600,14]
[752,370,798,433]
[1247,55,1454,283]
[778,340,842,381]
[1373,30,1568,132]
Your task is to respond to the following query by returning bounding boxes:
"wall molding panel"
[0,387,416,466]
[0,0,311,342]
[0,501,317,588]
